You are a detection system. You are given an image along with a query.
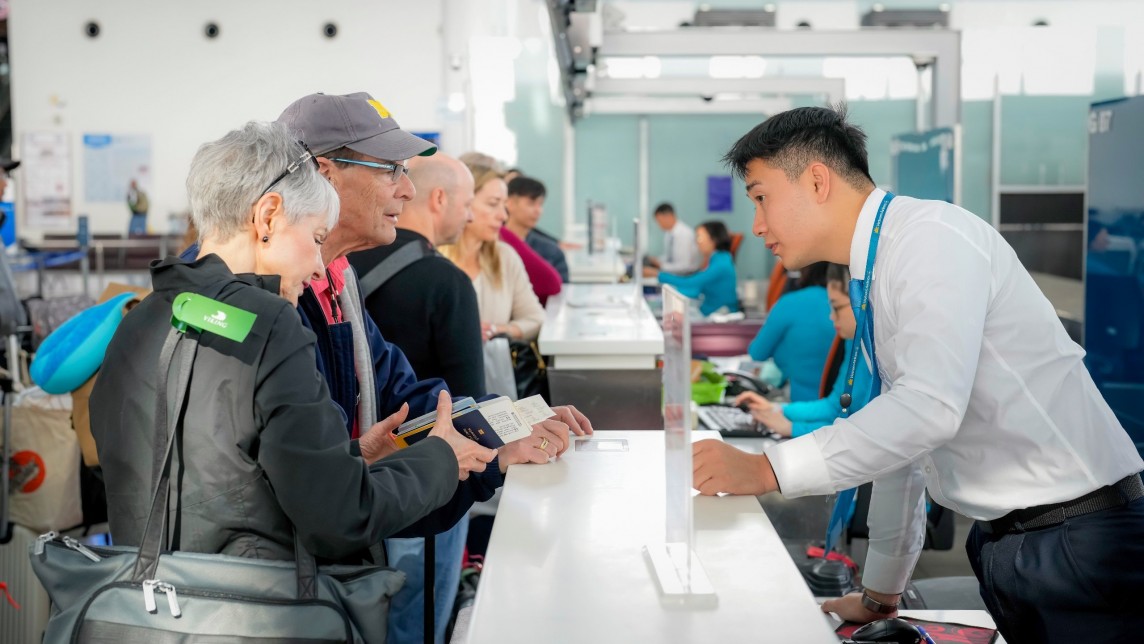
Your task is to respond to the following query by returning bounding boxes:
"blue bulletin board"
[707,175,732,213]
[890,127,959,204]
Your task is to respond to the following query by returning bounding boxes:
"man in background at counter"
[691,105,1144,644]
[643,202,700,278]
[505,176,569,282]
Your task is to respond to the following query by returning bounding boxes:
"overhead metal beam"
[598,28,957,58]
[591,76,845,103]
[598,28,961,126]
[583,96,792,116]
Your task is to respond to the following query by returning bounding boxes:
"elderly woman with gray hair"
[91,121,494,563]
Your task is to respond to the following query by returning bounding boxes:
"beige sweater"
[472,242,546,341]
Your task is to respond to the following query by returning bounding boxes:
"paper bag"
[3,392,82,532]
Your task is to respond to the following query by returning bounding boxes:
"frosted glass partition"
[643,285,716,607]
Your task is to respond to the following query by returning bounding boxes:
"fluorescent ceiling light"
[708,56,767,79]
[601,56,662,79]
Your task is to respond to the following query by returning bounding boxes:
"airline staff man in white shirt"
[643,202,701,276]
[691,106,1144,644]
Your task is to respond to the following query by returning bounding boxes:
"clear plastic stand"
[631,218,644,313]
[644,285,717,608]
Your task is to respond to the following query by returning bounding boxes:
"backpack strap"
[357,239,434,300]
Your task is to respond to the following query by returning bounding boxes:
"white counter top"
[539,284,664,369]
[463,431,838,644]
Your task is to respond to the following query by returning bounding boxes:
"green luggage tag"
[171,292,256,343]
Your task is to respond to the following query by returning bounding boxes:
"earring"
[262,236,269,243]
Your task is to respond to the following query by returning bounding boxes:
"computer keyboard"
[697,405,775,438]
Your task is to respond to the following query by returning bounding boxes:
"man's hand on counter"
[692,439,779,496]
[552,404,594,436]
[498,419,570,472]
[494,403,595,473]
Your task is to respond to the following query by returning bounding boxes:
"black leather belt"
[982,472,1144,535]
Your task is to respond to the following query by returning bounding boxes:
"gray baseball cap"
[277,92,437,161]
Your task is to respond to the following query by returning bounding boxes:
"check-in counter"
[539,284,663,429]
[462,431,839,644]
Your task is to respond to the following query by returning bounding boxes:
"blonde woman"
[440,162,545,342]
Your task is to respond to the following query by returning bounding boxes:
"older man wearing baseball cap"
[274,92,594,644]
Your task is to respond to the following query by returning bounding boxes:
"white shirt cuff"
[861,546,921,596]
[766,434,833,498]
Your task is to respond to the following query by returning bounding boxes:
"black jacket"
[91,255,459,561]
[349,229,486,398]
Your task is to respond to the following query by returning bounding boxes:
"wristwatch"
[860,590,900,615]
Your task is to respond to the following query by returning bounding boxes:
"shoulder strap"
[132,328,198,583]
[357,239,433,300]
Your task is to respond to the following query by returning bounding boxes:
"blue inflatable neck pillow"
[31,292,140,394]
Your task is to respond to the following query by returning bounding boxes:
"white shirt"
[767,188,1143,594]
[661,221,701,274]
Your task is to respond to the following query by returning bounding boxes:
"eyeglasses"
[261,142,320,196]
[330,158,408,184]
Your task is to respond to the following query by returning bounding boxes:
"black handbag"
[30,327,404,643]
[509,339,549,401]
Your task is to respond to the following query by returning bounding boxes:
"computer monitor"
[587,201,608,255]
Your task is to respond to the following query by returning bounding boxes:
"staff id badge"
[171,292,256,343]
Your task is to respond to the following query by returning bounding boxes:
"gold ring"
[539,437,550,451]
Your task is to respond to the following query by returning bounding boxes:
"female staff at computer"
[657,220,741,316]
[737,264,870,437]
[745,262,835,402]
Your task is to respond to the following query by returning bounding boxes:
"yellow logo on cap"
[368,99,391,119]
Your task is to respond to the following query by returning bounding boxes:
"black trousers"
[966,497,1144,644]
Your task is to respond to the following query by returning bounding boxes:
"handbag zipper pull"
[33,531,58,556]
[62,536,102,562]
[142,580,158,613]
[159,582,182,618]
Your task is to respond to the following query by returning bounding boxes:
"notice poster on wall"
[706,175,733,213]
[21,131,73,229]
[83,134,152,203]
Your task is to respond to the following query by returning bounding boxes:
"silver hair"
[186,121,339,241]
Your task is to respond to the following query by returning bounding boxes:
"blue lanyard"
[840,192,894,416]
